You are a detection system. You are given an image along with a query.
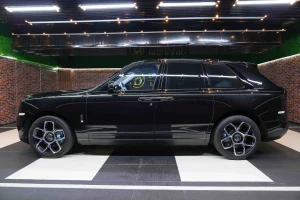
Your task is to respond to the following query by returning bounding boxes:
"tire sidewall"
[213,115,261,160]
[28,115,74,158]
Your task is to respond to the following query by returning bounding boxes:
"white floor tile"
[276,130,300,152]
[0,129,19,149]
[175,155,273,182]
[6,153,111,181]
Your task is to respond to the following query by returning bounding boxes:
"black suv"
[17,59,288,159]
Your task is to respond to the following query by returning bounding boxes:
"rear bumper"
[264,122,289,142]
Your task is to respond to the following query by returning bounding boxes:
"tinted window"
[112,63,160,91]
[205,63,244,88]
[229,63,279,89]
[166,63,205,90]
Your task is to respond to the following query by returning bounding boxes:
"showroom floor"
[0,123,300,200]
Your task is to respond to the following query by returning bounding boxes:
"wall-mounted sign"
[128,46,189,56]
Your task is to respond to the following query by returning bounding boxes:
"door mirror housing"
[108,81,122,93]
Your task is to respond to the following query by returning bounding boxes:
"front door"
[86,62,163,143]
[154,61,214,144]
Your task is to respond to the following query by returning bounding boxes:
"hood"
[27,88,92,99]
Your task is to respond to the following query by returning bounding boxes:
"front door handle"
[138,97,174,102]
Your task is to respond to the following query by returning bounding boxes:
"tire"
[28,115,75,158]
[213,115,261,160]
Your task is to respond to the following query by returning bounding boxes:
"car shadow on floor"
[67,144,221,157]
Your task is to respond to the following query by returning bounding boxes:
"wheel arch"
[210,110,266,142]
[25,111,77,143]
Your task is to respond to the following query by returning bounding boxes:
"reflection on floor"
[0,123,300,200]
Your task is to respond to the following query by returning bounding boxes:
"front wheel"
[28,116,75,158]
[213,115,261,160]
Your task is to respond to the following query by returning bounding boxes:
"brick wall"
[258,54,300,124]
[1,55,299,125]
[71,69,119,90]
[0,57,58,125]
[0,58,16,125]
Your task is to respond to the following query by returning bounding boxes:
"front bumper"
[18,128,29,144]
[17,114,30,144]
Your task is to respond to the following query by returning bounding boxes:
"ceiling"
[0,0,299,55]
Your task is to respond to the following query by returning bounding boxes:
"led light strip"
[27,16,266,24]
[78,3,137,10]
[198,38,230,43]
[234,0,298,6]
[157,2,216,8]
[258,53,300,65]
[5,6,60,12]
[160,38,191,44]
[15,29,286,36]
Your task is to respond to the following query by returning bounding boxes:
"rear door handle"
[138,97,174,102]
[138,97,157,101]
[158,97,174,101]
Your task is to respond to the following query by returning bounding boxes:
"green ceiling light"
[0,55,16,60]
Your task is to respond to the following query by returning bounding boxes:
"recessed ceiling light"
[5,5,60,12]
[79,3,137,10]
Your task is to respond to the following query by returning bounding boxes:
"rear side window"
[205,63,244,89]
[229,63,279,89]
[166,63,205,90]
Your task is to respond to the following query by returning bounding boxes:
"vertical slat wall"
[58,69,72,90]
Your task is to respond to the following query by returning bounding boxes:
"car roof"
[144,59,257,66]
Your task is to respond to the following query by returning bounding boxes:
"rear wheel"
[28,116,75,158]
[213,115,261,160]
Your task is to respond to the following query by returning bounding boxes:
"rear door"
[154,61,214,144]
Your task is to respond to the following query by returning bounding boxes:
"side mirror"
[108,82,121,93]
